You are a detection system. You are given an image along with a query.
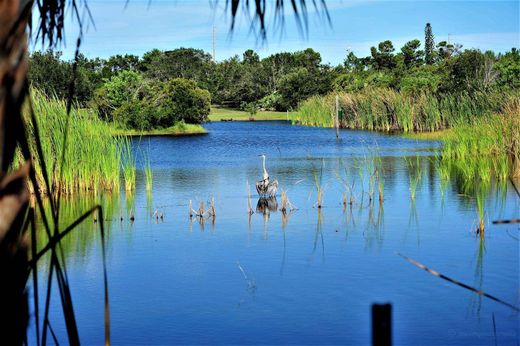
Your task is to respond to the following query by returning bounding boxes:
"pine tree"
[425,23,435,65]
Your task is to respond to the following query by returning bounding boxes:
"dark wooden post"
[372,303,392,346]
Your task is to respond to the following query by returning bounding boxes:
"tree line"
[28,23,519,130]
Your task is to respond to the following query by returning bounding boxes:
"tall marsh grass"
[121,137,136,191]
[294,88,517,133]
[441,98,520,181]
[22,89,123,194]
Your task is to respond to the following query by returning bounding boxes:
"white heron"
[255,154,278,197]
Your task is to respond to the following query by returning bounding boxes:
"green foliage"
[401,39,424,68]
[424,23,436,65]
[162,78,211,124]
[399,65,442,94]
[29,50,96,106]
[438,99,520,210]
[277,68,316,110]
[94,70,144,121]
[22,89,123,194]
[140,47,213,85]
[29,30,518,117]
[495,48,520,89]
[370,40,396,70]
[93,71,210,130]
[257,93,282,110]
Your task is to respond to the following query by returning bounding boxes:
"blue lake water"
[30,121,519,345]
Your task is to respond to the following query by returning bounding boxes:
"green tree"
[140,48,214,87]
[294,48,322,70]
[424,23,435,65]
[29,50,97,106]
[399,65,442,94]
[370,40,396,70]
[243,49,260,64]
[158,78,210,124]
[93,70,144,121]
[495,48,520,89]
[440,49,489,92]
[401,39,424,68]
[100,54,140,79]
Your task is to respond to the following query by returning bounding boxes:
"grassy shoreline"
[292,89,516,132]
[403,129,453,141]
[113,122,207,136]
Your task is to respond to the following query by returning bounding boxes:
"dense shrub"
[93,72,210,130]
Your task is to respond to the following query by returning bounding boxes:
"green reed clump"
[142,149,153,191]
[22,89,121,194]
[294,88,516,133]
[312,159,325,208]
[121,137,136,191]
[292,95,334,127]
[375,155,385,203]
[405,155,423,200]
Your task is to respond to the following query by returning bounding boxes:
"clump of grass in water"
[475,185,486,238]
[366,156,376,203]
[121,137,136,191]
[406,155,422,200]
[335,160,356,209]
[144,155,153,191]
[312,160,325,208]
[376,168,384,204]
[141,142,153,191]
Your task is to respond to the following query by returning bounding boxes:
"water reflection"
[255,197,278,216]
[471,239,485,316]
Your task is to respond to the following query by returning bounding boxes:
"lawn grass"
[209,106,290,121]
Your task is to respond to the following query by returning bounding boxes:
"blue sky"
[37,0,519,65]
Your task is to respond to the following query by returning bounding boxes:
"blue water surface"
[29,121,519,345]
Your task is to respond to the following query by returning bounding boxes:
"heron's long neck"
[262,157,268,178]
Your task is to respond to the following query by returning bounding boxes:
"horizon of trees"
[28,23,519,129]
